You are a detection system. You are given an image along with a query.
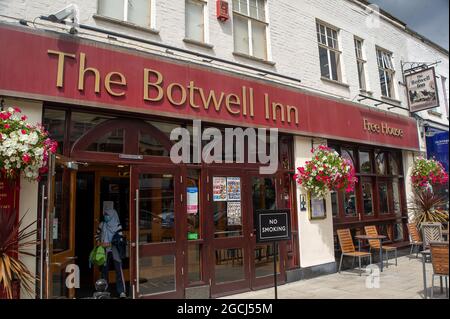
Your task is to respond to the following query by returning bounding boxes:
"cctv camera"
[47,4,79,24]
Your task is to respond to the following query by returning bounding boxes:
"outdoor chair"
[336,228,372,276]
[430,241,449,299]
[421,222,443,250]
[364,225,397,267]
[407,223,423,258]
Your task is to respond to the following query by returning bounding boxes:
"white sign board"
[405,67,439,113]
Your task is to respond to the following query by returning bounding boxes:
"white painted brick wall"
[0,0,448,124]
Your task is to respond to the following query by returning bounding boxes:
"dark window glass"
[43,109,66,154]
[188,244,202,283]
[344,188,358,218]
[319,46,330,78]
[139,132,169,156]
[378,183,389,214]
[341,148,355,167]
[375,151,386,175]
[70,112,114,146]
[392,178,401,216]
[138,174,175,244]
[86,129,124,153]
[389,152,401,175]
[359,151,372,173]
[331,190,339,217]
[362,181,374,216]
[215,248,245,283]
[252,177,276,211]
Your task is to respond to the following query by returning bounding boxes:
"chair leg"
[446,277,448,298]
[358,257,362,276]
[416,245,420,258]
[431,275,435,299]
[352,256,355,269]
[410,244,414,256]
[339,254,344,273]
[385,249,389,268]
[395,249,398,266]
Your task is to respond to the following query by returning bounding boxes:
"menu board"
[213,177,227,201]
[226,177,241,201]
[227,202,242,226]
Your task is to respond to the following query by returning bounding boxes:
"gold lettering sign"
[363,119,404,137]
[49,50,300,125]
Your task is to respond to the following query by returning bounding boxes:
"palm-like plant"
[0,209,38,299]
[409,190,449,225]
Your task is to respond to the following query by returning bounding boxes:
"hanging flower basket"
[294,145,357,199]
[410,157,448,190]
[0,107,58,182]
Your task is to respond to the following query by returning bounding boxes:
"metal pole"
[273,241,278,299]
[39,184,46,299]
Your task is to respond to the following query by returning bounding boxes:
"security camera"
[48,4,79,23]
[46,4,79,34]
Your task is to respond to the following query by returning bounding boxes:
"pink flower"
[22,153,31,164]
[4,124,10,129]
[21,129,27,134]
[14,107,22,113]
[21,115,28,121]
[0,112,11,120]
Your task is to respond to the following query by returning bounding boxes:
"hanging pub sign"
[405,67,440,113]
[254,209,291,243]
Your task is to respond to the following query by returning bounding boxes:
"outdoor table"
[355,235,387,272]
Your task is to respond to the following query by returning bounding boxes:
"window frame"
[232,0,269,60]
[376,47,396,99]
[97,0,153,28]
[185,0,208,44]
[354,37,367,91]
[316,21,342,82]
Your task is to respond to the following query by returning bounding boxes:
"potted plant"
[0,106,58,182]
[0,209,37,299]
[294,145,357,199]
[409,189,449,225]
[410,157,448,190]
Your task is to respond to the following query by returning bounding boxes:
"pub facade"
[0,0,448,299]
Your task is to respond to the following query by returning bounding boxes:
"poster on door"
[227,202,242,226]
[213,177,227,201]
[186,187,199,214]
[226,177,241,201]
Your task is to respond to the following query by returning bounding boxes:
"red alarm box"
[216,0,230,22]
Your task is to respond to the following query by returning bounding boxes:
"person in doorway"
[95,208,127,298]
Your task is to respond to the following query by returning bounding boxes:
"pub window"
[86,129,124,153]
[344,186,358,218]
[331,190,339,218]
[375,151,387,175]
[139,132,169,156]
[43,108,66,155]
[378,182,390,215]
[186,0,207,43]
[392,178,401,216]
[362,180,374,216]
[354,37,367,91]
[70,112,115,147]
[376,48,396,99]
[98,0,152,28]
[359,151,372,174]
[232,0,268,60]
[317,21,342,82]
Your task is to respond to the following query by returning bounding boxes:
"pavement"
[222,255,449,299]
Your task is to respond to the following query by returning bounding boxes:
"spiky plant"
[0,209,38,299]
[409,189,449,226]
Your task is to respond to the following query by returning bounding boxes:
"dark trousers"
[101,251,126,295]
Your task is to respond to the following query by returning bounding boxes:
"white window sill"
[360,89,374,95]
[93,14,160,35]
[380,95,402,105]
[183,38,214,49]
[320,76,350,88]
[232,52,276,66]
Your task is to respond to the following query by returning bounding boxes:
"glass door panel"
[130,166,183,299]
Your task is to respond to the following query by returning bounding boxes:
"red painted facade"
[0,24,419,150]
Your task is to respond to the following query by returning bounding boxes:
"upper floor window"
[376,48,395,98]
[98,0,152,28]
[354,37,367,91]
[316,21,342,82]
[186,0,207,43]
[232,0,268,60]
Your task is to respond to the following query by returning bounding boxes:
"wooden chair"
[430,241,449,299]
[421,222,443,250]
[364,225,397,267]
[337,229,372,276]
[407,223,423,258]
